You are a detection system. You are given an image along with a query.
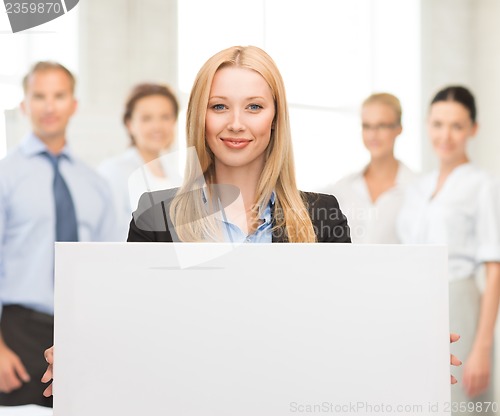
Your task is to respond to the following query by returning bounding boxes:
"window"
[178,0,421,189]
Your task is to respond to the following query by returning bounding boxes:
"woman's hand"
[41,346,54,397]
[36,335,464,396]
[450,333,462,385]
[462,344,491,397]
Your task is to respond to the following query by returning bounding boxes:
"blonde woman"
[327,93,416,243]
[128,46,350,243]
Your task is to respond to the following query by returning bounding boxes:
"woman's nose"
[227,110,245,132]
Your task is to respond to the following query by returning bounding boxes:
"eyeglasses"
[361,123,400,132]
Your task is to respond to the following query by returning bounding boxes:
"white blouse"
[397,163,500,281]
[327,162,417,244]
[99,147,182,241]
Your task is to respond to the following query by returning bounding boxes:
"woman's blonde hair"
[362,93,402,125]
[169,45,316,242]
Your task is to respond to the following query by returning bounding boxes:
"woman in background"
[327,93,416,243]
[398,86,500,415]
[99,83,181,240]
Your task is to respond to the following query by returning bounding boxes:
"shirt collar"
[201,187,276,222]
[259,191,275,224]
[20,132,74,162]
[360,161,410,187]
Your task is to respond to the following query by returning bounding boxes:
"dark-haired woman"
[99,83,182,240]
[398,86,500,414]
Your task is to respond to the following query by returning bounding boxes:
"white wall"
[420,0,474,172]
[472,0,500,176]
[420,0,500,178]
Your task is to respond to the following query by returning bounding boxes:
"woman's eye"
[248,104,262,111]
[211,104,226,111]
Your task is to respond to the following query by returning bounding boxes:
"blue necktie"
[43,152,79,242]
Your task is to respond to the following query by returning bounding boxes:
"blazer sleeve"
[303,192,351,243]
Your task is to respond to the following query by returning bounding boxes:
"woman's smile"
[220,137,252,149]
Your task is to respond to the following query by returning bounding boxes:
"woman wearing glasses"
[326,93,416,243]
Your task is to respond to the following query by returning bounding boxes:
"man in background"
[0,62,117,407]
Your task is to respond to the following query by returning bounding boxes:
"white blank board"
[54,243,450,416]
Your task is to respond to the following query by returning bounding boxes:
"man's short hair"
[22,61,76,94]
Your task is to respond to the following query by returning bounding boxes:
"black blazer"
[127,189,350,243]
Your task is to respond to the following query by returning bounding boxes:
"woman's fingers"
[450,354,462,367]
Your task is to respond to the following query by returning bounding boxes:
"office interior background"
[0,0,500,399]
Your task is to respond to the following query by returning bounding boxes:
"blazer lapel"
[271,203,288,243]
